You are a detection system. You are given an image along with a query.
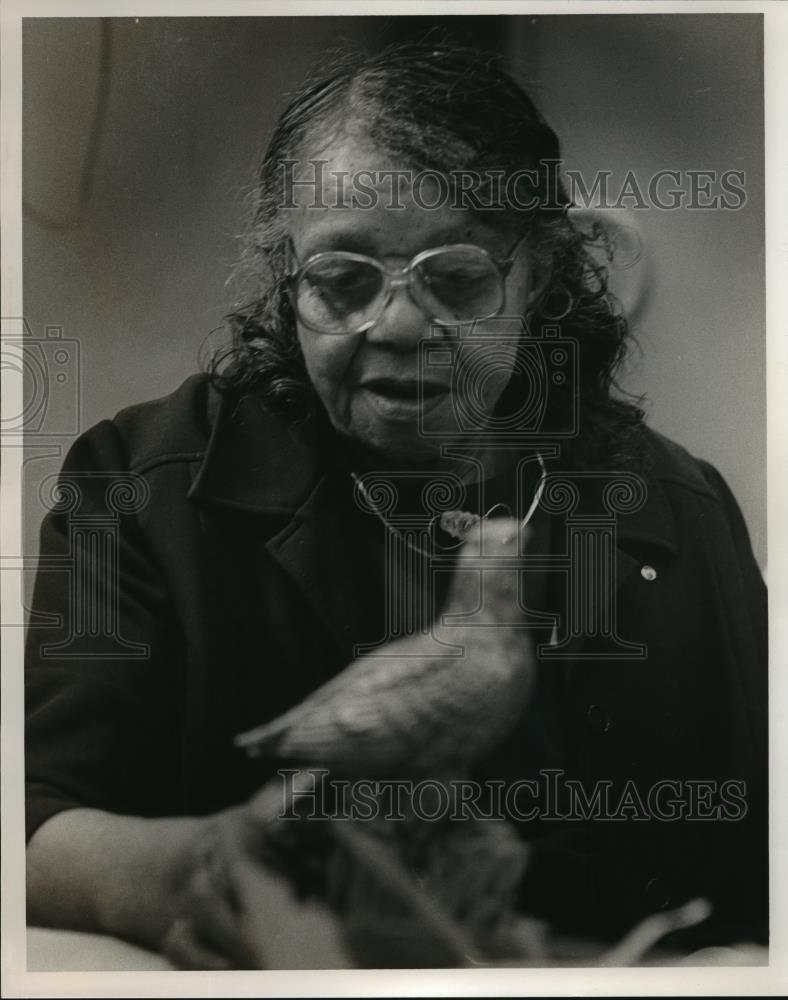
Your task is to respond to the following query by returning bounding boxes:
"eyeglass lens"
[295,247,505,333]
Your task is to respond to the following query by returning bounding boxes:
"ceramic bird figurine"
[236,517,540,967]
[235,517,537,776]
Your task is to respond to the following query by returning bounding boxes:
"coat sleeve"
[697,459,768,756]
[25,420,184,840]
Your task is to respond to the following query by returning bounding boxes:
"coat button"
[586,704,611,733]
[644,876,672,909]
[641,564,657,581]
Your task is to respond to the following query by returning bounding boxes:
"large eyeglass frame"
[286,233,527,335]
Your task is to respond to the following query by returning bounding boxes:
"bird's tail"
[235,715,290,757]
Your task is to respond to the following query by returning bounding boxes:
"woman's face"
[288,137,541,466]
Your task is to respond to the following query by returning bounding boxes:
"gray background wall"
[22,14,765,566]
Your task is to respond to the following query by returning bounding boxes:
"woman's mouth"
[358,378,450,419]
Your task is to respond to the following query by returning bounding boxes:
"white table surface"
[27,927,174,972]
[26,925,767,971]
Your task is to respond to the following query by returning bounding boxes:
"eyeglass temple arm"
[499,230,528,267]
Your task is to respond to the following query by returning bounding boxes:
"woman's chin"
[343,400,452,468]
[341,397,511,471]
[350,430,442,469]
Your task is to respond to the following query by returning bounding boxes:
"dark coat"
[25,374,768,948]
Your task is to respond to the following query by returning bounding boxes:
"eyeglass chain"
[349,451,547,559]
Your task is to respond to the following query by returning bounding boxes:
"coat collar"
[188,389,324,514]
[188,389,383,661]
[188,386,684,555]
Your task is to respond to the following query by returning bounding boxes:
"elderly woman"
[25,44,767,967]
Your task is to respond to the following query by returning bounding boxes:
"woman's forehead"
[285,134,515,257]
[290,211,512,260]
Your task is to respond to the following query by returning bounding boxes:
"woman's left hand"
[161,804,351,970]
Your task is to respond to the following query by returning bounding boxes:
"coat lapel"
[187,389,388,662]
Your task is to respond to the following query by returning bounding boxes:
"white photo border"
[3,1,787,996]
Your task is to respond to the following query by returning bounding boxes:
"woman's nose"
[364,282,433,351]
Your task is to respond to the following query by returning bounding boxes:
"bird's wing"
[238,641,485,768]
[267,642,527,771]
[270,651,465,766]
[235,640,430,757]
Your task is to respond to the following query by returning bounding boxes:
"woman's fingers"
[161,915,233,971]
[229,847,352,969]
[164,825,266,970]
[162,804,348,970]
[185,850,263,969]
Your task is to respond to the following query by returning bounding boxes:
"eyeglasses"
[287,235,525,335]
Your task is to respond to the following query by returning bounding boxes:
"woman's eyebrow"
[298,223,505,260]
[297,227,378,258]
